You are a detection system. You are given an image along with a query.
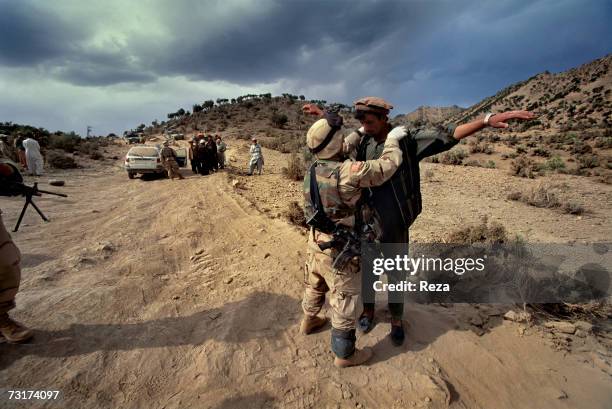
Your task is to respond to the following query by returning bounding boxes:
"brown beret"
[353,96,393,115]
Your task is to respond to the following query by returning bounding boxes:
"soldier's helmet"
[306,116,344,160]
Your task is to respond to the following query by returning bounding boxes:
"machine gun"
[3,181,67,232]
[318,228,361,270]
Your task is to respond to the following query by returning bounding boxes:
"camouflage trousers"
[0,211,21,314]
[301,228,361,332]
[163,158,181,179]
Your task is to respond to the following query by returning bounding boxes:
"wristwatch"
[484,113,494,126]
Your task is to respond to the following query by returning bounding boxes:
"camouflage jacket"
[160,146,177,161]
[303,137,403,229]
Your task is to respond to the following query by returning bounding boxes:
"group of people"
[188,134,226,176]
[299,97,534,368]
[187,134,265,176]
[0,134,44,176]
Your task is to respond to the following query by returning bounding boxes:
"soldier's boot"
[331,328,372,368]
[334,347,373,368]
[300,315,327,335]
[0,313,33,343]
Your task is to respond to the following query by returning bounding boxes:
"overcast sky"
[1,0,610,135]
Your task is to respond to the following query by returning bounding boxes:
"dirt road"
[0,140,610,409]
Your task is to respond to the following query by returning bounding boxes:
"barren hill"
[394,105,465,126]
[447,53,612,131]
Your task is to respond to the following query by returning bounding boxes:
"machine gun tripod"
[12,182,67,232]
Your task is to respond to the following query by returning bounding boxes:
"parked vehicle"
[125,135,141,144]
[124,146,164,179]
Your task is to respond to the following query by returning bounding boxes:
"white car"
[124,145,165,179]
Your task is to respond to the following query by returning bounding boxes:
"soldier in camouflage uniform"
[160,141,184,180]
[304,97,535,346]
[0,160,33,343]
[300,110,409,367]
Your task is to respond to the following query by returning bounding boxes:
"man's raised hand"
[488,110,536,129]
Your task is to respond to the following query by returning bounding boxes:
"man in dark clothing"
[205,136,218,172]
[189,139,198,174]
[196,140,208,175]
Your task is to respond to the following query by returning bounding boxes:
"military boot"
[300,315,327,335]
[0,313,33,343]
[334,347,373,368]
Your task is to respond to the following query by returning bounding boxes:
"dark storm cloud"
[0,1,84,66]
[150,0,456,84]
[0,0,610,135]
[2,0,610,94]
[0,0,156,86]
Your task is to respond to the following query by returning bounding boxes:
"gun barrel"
[36,189,68,198]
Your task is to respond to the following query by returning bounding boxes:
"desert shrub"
[508,186,560,208]
[507,186,585,215]
[76,141,98,155]
[577,154,599,169]
[531,147,550,157]
[271,112,288,128]
[469,142,494,154]
[562,202,585,215]
[593,136,612,149]
[571,141,593,155]
[439,148,467,165]
[542,155,565,171]
[505,135,519,146]
[284,201,306,227]
[282,153,305,181]
[510,155,536,178]
[48,133,80,153]
[446,216,507,244]
[47,151,78,169]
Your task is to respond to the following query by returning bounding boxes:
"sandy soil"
[0,138,610,409]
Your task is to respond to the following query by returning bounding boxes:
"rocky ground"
[0,138,610,409]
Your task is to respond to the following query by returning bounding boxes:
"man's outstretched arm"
[452,111,536,140]
[411,110,536,160]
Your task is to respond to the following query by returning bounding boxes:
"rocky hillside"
[394,105,465,126]
[447,53,612,132]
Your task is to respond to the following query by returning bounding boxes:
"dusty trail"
[0,141,610,409]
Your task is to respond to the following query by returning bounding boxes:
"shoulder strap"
[306,161,338,234]
[356,133,371,161]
